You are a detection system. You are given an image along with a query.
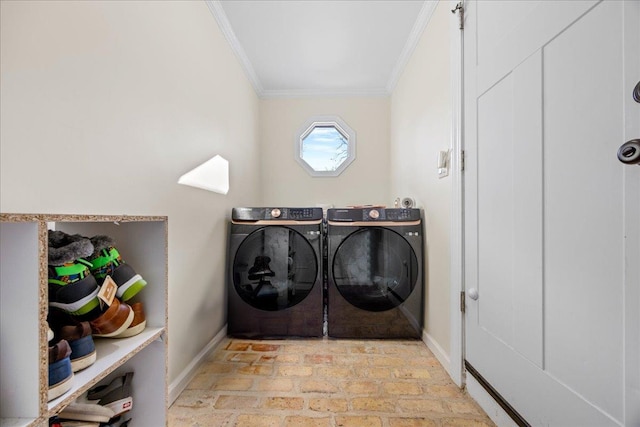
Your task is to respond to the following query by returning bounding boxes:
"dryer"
[227,207,324,338]
[326,207,423,339]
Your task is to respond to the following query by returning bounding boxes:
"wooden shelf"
[0,214,168,427]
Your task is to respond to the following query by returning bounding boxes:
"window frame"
[295,115,356,177]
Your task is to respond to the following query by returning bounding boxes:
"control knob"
[369,209,380,219]
[271,208,282,218]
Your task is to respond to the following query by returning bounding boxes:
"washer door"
[332,227,418,312]
[233,226,318,311]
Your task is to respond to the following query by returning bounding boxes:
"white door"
[463,0,639,425]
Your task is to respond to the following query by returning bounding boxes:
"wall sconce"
[178,154,229,195]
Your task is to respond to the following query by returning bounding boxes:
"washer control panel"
[233,207,323,221]
[384,209,419,221]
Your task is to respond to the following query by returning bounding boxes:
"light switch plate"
[438,150,450,178]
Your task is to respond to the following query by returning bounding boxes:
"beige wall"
[259,97,391,208]
[390,1,452,359]
[1,0,453,392]
[0,1,260,384]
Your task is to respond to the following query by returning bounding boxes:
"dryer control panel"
[233,207,323,221]
[327,208,420,222]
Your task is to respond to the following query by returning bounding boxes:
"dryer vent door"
[333,227,418,312]
[233,226,318,311]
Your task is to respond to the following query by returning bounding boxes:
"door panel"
[543,1,623,417]
[477,71,516,348]
[511,50,544,368]
[464,0,639,425]
[476,50,544,369]
[477,1,597,94]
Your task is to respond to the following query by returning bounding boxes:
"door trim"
[449,0,465,388]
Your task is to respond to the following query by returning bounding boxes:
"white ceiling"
[206,1,436,98]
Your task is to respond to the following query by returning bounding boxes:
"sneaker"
[48,231,101,319]
[114,302,146,338]
[48,308,97,372]
[87,372,134,418]
[86,235,147,302]
[48,339,74,401]
[89,297,134,338]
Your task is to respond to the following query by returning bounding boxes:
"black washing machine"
[227,207,324,338]
[326,207,424,339]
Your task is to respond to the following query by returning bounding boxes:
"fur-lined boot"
[48,230,102,320]
[86,235,147,302]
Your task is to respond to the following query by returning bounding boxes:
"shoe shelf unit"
[0,214,168,427]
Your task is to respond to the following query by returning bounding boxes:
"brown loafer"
[90,298,134,338]
[115,302,146,338]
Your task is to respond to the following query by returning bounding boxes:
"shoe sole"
[71,350,97,372]
[117,275,147,302]
[48,372,74,401]
[58,422,100,427]
[58,403,115,423]
[92,308,135,338]
[115,319,147,338]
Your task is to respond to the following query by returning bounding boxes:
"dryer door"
[332,227,418,312]
[233,226,318,311]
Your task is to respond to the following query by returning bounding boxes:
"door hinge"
[460,291,466,313]
[461,150,465,171]
[451,2,464,30]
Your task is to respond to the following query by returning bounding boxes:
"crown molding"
[207,0,436,100]
[385,0,439,94]
[260,87,390,100]
[205,0,264,96]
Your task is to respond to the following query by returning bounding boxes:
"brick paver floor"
[168,338,496,427]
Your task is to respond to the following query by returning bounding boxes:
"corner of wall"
[169,325,228,405]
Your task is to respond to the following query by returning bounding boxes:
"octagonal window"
[295,116,356,177]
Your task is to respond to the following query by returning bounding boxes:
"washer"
[326,207,424,339]
[227,207,324,338]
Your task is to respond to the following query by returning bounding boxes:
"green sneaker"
[87,235,147,302]
[48,231,101,319]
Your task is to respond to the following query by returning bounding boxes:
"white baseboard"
[422,330,451,375]
[466,374,519,427]
[168,325,228,405]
